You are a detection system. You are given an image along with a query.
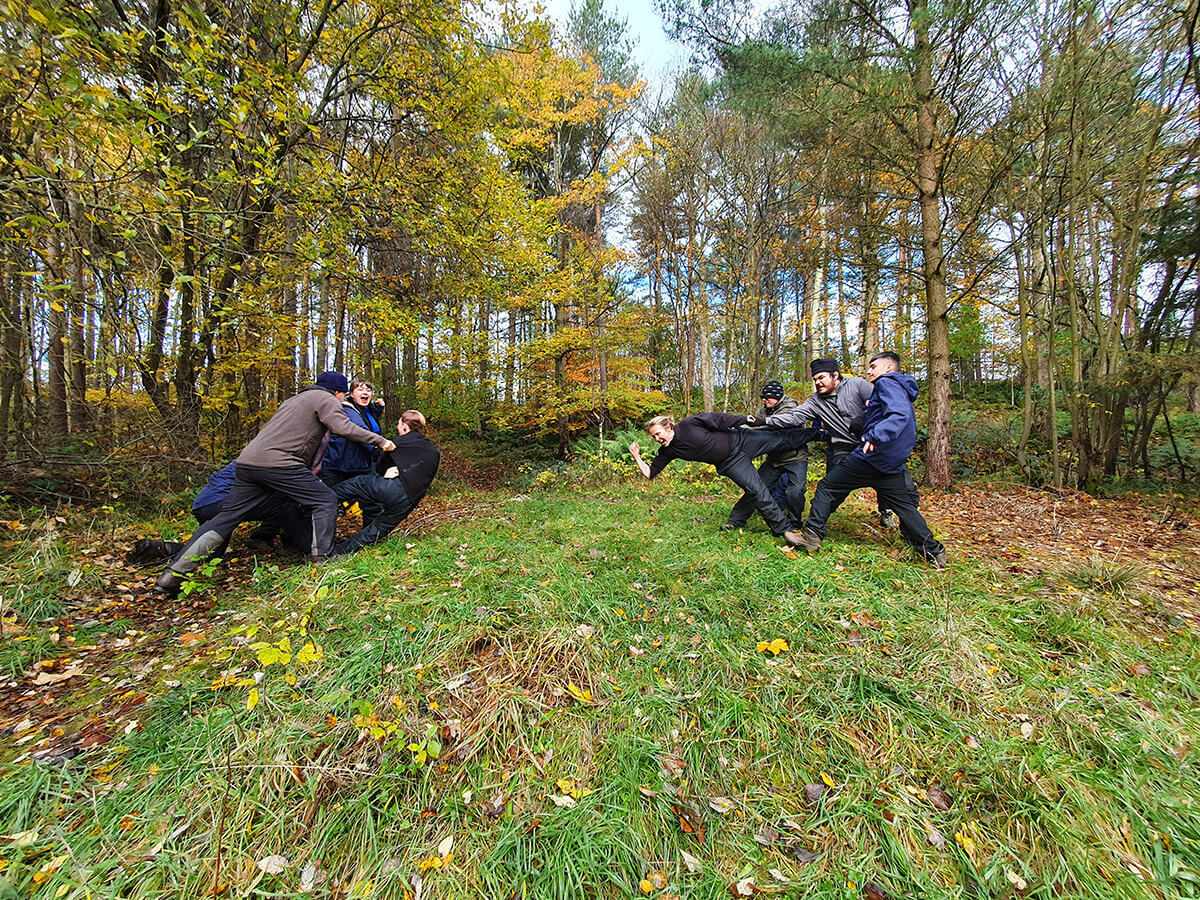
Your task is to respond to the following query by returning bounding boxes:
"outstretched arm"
[628,442,652,479]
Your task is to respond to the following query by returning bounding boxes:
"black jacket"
[376,432,440,504]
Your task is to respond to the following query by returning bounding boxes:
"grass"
[1,471,1198,899]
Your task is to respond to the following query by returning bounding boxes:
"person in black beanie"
[723,380,810,531]
[755,358,897,528]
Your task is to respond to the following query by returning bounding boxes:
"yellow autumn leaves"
[757,638,789,656]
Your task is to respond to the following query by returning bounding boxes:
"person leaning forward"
[628,412,820,543]
[331,410,440,555]
[154,371,396,596]
[789,351,947,568]
[724,380,810,531]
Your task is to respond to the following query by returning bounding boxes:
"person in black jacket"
[331,409,440,555]
[628,412,819,541]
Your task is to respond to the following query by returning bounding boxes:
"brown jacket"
[237,386,389,469]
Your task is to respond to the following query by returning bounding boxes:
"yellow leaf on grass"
[820,771,836,788]
[247,688,259,710]
[756,638,789,656]
[417,854,443,872]
[567,682,592,703]
[296,641,323,665]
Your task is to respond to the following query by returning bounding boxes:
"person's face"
[350,384,373,406]
[812,371,839,395]
[866,357,896,382]
[762,396,779,409]
[648,424,674,446]
[333,390,348,402]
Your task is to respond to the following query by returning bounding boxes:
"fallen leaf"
[661,755,686,778]
[784,843,819,864]
[638,784,659,799]
[178,632,204,645]
[1128,662,1152,677]
[925,784,951,810]
[566,682,593,703]
[299,861,319,891]
[437,835,454,857]
[708,796,736,815]
[639,878,654,894]
[549,794,577,808]
[753,826,779,846]
[32,664,85,686]
[1020,722,1034,740]
[730,876,756,897]
[673,800,706,843]
[680,849,703,874]
[1005,869,1028,890]
[863,883,892,900]
[820,771,836,788]
[924,820,947,850]
[803,783,827,806]
[646,870,668,890]
[756,638,789,655]
[256,855,290,875]
[850,611,881,630]
[576,623,596,637]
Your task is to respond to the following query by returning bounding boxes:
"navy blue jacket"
[192,461,237,511]
[851,373,920,474]
[323,402,382,475]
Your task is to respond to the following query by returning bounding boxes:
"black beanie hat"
[760,380,785,400]
[810,358,840,376]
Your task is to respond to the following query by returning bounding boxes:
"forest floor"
[1,455,1199,899]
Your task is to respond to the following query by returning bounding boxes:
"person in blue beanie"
[789,351,948,567]
[154,371,395,595]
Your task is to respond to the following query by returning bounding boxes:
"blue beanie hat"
[315,370,349,393]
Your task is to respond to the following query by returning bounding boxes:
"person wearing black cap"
[790,352,947,568]
[724,380,810,531]
[154,371,396,596]
[753,358,896,527]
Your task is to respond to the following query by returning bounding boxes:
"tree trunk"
[912,0,953,490]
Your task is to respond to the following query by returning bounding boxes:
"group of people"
[145,371,440,597]
[143,352,943,599]
[629,351,948,568]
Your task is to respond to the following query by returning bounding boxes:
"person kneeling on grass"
[330,410,440,555]
[628,412,820,544]
[788,351,948,568]
[127,461,311,565]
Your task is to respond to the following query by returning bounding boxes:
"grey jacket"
[237,385,390,470]
[764,376,873,453]
[750,395,808,464]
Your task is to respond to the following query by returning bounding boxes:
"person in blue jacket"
[126,462,310,564]
[789,351,948,567]
[318,379,383,487]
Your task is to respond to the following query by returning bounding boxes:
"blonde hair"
[645,415,675,433]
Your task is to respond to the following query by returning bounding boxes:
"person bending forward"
[629,412,819,542]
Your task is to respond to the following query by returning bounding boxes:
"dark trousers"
[727,457,808,529]
[716,428,820,535]
[829,447,890,517]
[332,475,415,554]
[167,464,338,573]
[805,455,944,559]
[193,498,311,554]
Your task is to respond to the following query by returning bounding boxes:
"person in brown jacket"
[154,371,395,596]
